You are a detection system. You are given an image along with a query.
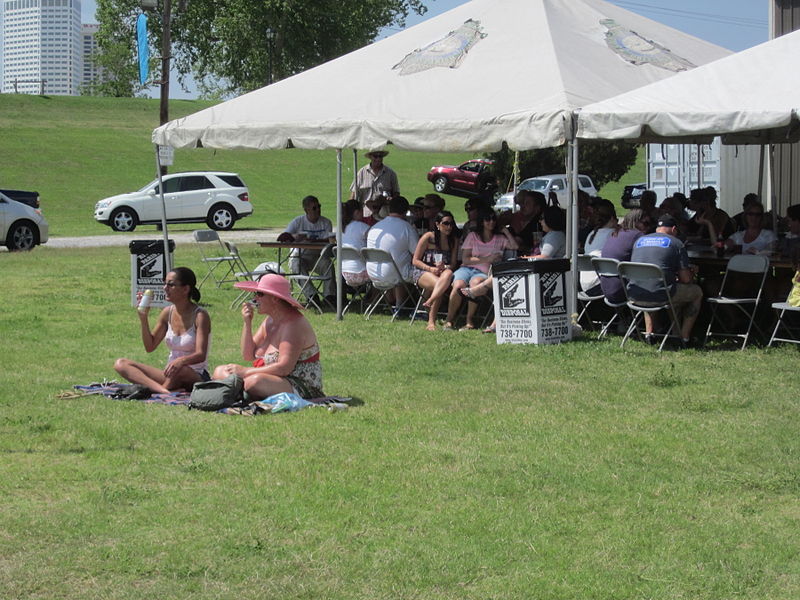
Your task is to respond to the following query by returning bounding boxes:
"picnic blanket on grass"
[69,382,352,415]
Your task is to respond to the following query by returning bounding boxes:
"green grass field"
[5,94,793,599]
[2,94,643,238]
[1,241,799,599]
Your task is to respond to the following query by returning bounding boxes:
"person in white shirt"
[366,196,419,311]
[340,199,370,286]
[282,195,334,301]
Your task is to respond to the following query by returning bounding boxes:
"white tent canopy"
[153,0,728,153]
[577,29,800,145]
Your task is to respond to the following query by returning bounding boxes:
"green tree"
[94,0,428,97]
[488,142,639,194]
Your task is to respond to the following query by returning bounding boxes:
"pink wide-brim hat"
[234,274,304,310]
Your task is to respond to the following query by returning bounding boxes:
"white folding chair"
[576,254,605,331]
[768,302,800,346]
[704,254,769,349]
[193,229,239,288]
[337,245,372,316]
[286,243,335,313]
[361,247,416,321]
[618,261,682,352]
[590,257,630,339]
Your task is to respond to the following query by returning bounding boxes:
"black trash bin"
[491,258,572,344]
[129,239,175,308]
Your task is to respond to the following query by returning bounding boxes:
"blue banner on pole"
[137,14,149,85]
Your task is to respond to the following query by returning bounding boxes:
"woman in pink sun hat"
[213,274,323,400]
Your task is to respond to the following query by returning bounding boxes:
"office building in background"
[1,0,82,95]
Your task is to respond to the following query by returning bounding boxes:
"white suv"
[0,193,49,251]
[495,174,598,212]
[94,171,253,232]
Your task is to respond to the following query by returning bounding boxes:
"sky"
[81,0,769,99]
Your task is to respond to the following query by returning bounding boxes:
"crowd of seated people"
[279,181,800,346]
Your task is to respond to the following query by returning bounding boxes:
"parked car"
[621,183,647,209]
[0,192,49,251]
[494,174,598,212]
[426,159,496,199]
[0,188,40,210]
[94,171,253,232]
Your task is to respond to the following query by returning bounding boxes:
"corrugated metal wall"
[772,0,800,213]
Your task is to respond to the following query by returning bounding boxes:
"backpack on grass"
[188,374,244,411]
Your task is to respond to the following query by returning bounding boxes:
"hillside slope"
[1,94,474,237]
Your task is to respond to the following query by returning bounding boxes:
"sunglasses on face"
[254,291,265,297]
[440,221,455,226]
[164,282,184,287]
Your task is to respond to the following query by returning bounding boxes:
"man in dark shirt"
[629,215,702,345]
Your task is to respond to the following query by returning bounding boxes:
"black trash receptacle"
[491,258,572,344]
[129,239,175,308]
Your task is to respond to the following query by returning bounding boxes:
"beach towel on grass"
[71,382,351,415]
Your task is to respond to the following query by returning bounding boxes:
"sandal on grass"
[442,322,454,331]
[482,326,496,334]
[459,324,476,331]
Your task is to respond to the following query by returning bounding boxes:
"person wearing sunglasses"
[214,274,323,400]
[445,208,517,331]
[411,211,460,330]
[724,201,777,255]
[114,267,212,393]
[280,195,335,304]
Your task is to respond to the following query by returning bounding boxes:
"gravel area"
[41,227,283,249]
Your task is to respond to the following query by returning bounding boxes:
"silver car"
[495,174,598,212]
[94,171,253,232]
[0,193,49,251]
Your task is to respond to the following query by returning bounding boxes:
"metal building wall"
[772,0,800,213]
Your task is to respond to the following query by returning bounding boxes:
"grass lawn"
[1,94,646,240]
[1,244,799,599]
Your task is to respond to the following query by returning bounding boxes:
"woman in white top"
[114,267,211,393]
[725,201,777,254]
[340,199,371,286]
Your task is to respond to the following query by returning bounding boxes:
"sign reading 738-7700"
[495,269,571,345]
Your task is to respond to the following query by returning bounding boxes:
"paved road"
[42,227,283,249]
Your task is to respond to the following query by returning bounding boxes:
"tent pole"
[767,144,777,230]
[568,117,579,329]
[336,150,343,320]
[696,144,702,188]
[757,144,765,204]
[153,144,171,272]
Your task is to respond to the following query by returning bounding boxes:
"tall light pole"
[266,27,276,86]
[159,0,172,128]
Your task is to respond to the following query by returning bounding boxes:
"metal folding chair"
[768,301,800,346]
[226,241,275,309]
[361,247,416,321]
[704,254,769,349]
[286,243,335,313]
[618,261,682,352]
[193,229,239,288]
[336,245,373,316]
[576,254,605,330]
[590,257,630,339]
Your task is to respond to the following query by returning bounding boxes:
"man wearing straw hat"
[350,150,400,220]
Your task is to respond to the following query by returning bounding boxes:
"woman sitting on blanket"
[114,267,211,393]
[412,210,460,331]
[213,274,324,400]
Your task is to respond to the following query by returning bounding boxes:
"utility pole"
[158,0,172,175]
